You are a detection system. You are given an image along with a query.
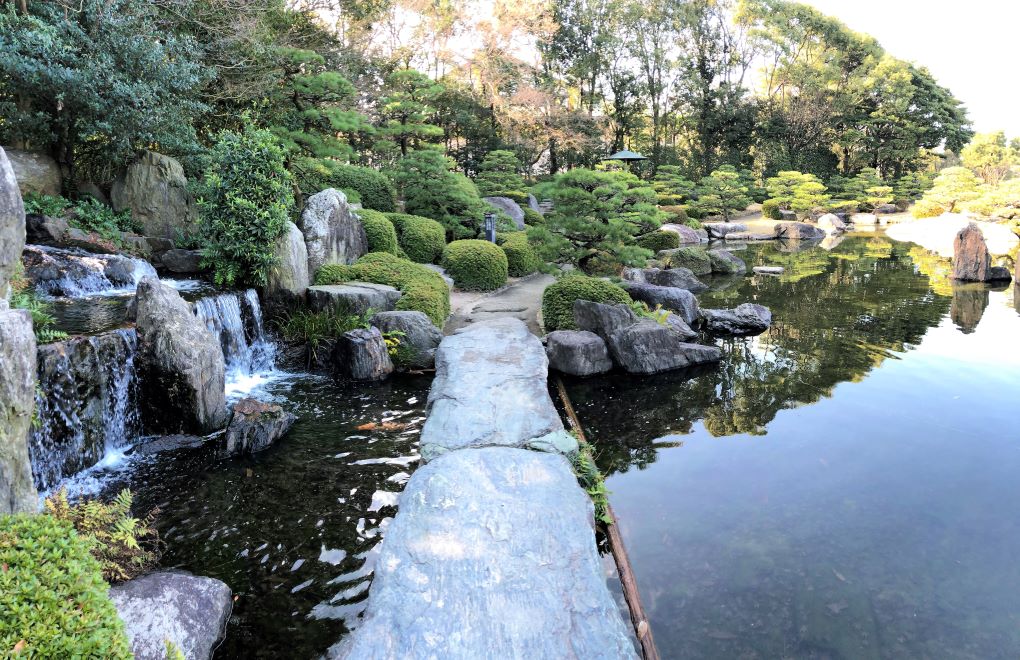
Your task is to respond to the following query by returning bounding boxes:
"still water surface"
[567,234,1020,659]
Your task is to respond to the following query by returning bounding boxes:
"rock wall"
[330,318,636,659]
[0,309,38,514]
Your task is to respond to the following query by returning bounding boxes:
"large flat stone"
[328,446,637,660]
[307,282,401,316]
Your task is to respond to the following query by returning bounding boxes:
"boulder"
[135,278,227,434]
[621,282,700,326]
[307,282,401,316]
[778,209,798,221]
[752,266,784,275]
[658,247,712,275]
[299,188,368,274]
[952,222,991,281]
[874,203,899,214]
[25,213,70,245]
[111,151,197,239]
[707,248,746,274]
[222,398,296,456]
[703,222,748,239]
[109,571,232,660]
[369,310,442,369]
[774,221,825,240]
[660,223,706,243]
[160,249,204,274]
[988,266,1012,282]
[3,148,61,196]
[545,330,613,377]
[701,303,773,336]
[622,266,707,293]
[76,181,108,205]
[606,320,722,374]
[816,213,847,234]
[482,196,525,230]
[887,213,1019,258]
[265,220,309,304]
[103,255,146,285]
[527,193,542,214]
[665,314,698,341]
[851,213,879,226]
[332,327,393,381]
[0,309,38,514]
[573,299,640,340]
[725,231,774,241]
[1,148,27,299]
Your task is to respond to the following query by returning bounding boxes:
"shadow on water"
[565,234,1020,659]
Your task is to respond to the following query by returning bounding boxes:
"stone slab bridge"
[328,317,637,659]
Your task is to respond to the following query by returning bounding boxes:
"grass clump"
[498,232,542,277]
[569,435,612,525]
[9,265,68,343]
[275,307,371,351]
[385,212,446,264]
[441,239,509,291]
[357,209,400,255]
[541,274,632,332]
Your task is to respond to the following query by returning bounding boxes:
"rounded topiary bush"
[912,199,945,219]
[636,230,680,252]
[523,208,544,226]
[499,232,542,277]
[659,205,688,223]
[542,274,632,332]
[442,239,509,291]
[357,209,400,255]
[386,212,446,264]
[762,199,783,220]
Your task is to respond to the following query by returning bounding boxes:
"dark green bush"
[542,274,632,332]
[658,205,687,223]
[357,209,400,255]
[523,208,544,226]
[0,514,132,658]
[23,192,70,216]
[442,239,509,291]
[684,205,706,220]
[498,232,542,277]
[762,199,782,219]
[317,252,449,326]
[636,230,680,252]
[295,159,396,211]
[389,149,487,240]
[385,212,446,263]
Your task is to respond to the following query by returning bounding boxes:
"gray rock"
[545,330,613,376]
[25,213,69,246]
[874,203,898,214]
[621,282,700,326]
[658,247,712,275]
[660,223,706,244]
[988,265,1012,282]
[701,303,773,336]
[665,314,698,341]
[4,148,61,196]
[778,209,798,221]
[725,231,774,241]
[606,320,722,374]
[420,318,562,461]
[266,221,309,304]
[482,196,525,229]
[851,213,879,226]
[135,278,227,434]
[223,398,296,456]
[160,248,204,274]
[774,221,825,240]
[76,181,108,205]
[104,255,145,284]
[332,327,393,381]
[952,222,991,281]
[753,266,784,275]
[650,267,708,293]
[0,309,38,514]
[300,188,368,275]
[369,310,442,368]
[816,213,847,234]
[111,150,197,239]
[526,429,580,455]
[109,571,232,660]
[704,222,748,239]
[1,147,26,298]
[328,447,636,660]
[307,282,401,316]
[573,299,640,340]
[707,249,746,274]
[131,434,207,456]
[527,193,542,214]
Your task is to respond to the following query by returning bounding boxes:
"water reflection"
[950,283,989,334]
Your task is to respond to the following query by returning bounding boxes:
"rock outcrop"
[0,308,38,514]
[622,266,707,293]
[704,222,747,239]
[3,148,61,196]
[952,222,991,281]
[307,283,401,316]
[545,330,613,376]
[774,221,825,240]
[621,281,700,326]
[299,189,368,274]
[707,248,746,274]
[369,310,442,368]
[701,303,773,336]
[160,249,204,274]
[111,151,197,239]
[266,221,309,305]
[482,196,526,229]
[659,247,712,275]
[135,278,227,433]
[223,398,296,456]
[110,571,232,660]
[1,147,26,298]
[816,213,847,234]
[332,327,393,381]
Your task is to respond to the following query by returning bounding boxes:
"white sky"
[805,0,1020,137]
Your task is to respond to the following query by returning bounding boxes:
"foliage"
[841,169,894,210]
[691,165,752,220]
[389,149,487,240]
[960,131,1017,185]
[662,246,711,273]
[9,265,67,343]
[22,193,70,217]
[196,126,295,287]
[523,208,545,226]
[917,166,982,214]
[377,68,445,158]
[358,209,400,255]
[542,274,632,332]
[317,253,450,326]
[69,198,139,241]
[658,205,687,224]
[765,170,830,217]
[274,307,370,357]
[651,165,695,205]
[44,488,159,584]
[636,230,680,252]
[474,150,527,198]
[528,169,660,273]
[498,232,543,277]
[762,199,782,220]
[569,436,612,525]
[960,178,1020,219]
[442,239,509,291]
[386,213,447,264]
[294,161,396,211]
[894,172,934,201]
[0,513,133,658]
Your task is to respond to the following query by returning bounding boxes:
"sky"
[805,0,1020,137]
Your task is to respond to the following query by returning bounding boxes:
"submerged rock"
[482,196,525,229]
[369,310,442,368]
[332,327,393,381]
[952,222,991,281]
[223,398,296,456]
[307,282,401,316]
[300,188,368,274]
[701,303,773,336]
[774,221,825,240]
[707,248,746,274]
[725,231,774,241]
[621,281,700,326]
[1,147,25,298]
[0,308,38,514]
[110,571,232,660]
[265,220,309,305]
[111,150,197,239]
[545,330,613,377]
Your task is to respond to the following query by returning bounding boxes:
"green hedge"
[762,199,783,219]
[385,213,446,264]
[0,514,132,659]
[542,274,632,332]
[316,252,449,326]
[636,230,680,252]
[523,208,544,226]
[297,160,396,212]
[357,209,400,255]
[499,232,542,277]
[442,239,509,291]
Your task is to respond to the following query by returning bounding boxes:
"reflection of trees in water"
[568,237,951,476]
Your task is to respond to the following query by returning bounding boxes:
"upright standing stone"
[952,222,991,281]
[482,196,526,229]
[0,309,38,514]
[111,151,197,239]
[1,147,26,299]
[299,188,368,275]
[265,220,310,305]
[3,148,61,196]
[332,327,393,381]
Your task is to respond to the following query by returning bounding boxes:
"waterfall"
[23,245,158,297]
[29,328,142,491]
[193,289,276,387]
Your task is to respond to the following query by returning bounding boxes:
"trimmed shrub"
[911,199,945,219]
[542,274,632,332]
[0,514,133,658]
[663,247,711,275]
[296,159,396,211]
[357,209,399,255]
[762,199,782,219]
[385,212,446,264]
[499,232,542,277]
[684,205,705,220]
[636,230,680,252]
[316,252,449,326]
[442,239,509,291]
[659,205,688,223]
[523,208,544,226]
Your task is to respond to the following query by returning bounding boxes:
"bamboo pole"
[555,378,660,660]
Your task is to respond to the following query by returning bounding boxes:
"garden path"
[443,272,555,336]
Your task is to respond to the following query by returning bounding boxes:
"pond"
[565,233,1020,659]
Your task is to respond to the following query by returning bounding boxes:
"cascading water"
[29,328,142,491]
[193,289,278,396]
[22,244,158,297]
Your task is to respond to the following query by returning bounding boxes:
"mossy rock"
[636,230,680,252]
[442,240,509,291]
[357,209,400,255]
[661,246,712,275]
[385,212,446,264]
[498,232,542,277]
[542,274,632,332]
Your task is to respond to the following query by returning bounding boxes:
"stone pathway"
[444,272,555,336]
